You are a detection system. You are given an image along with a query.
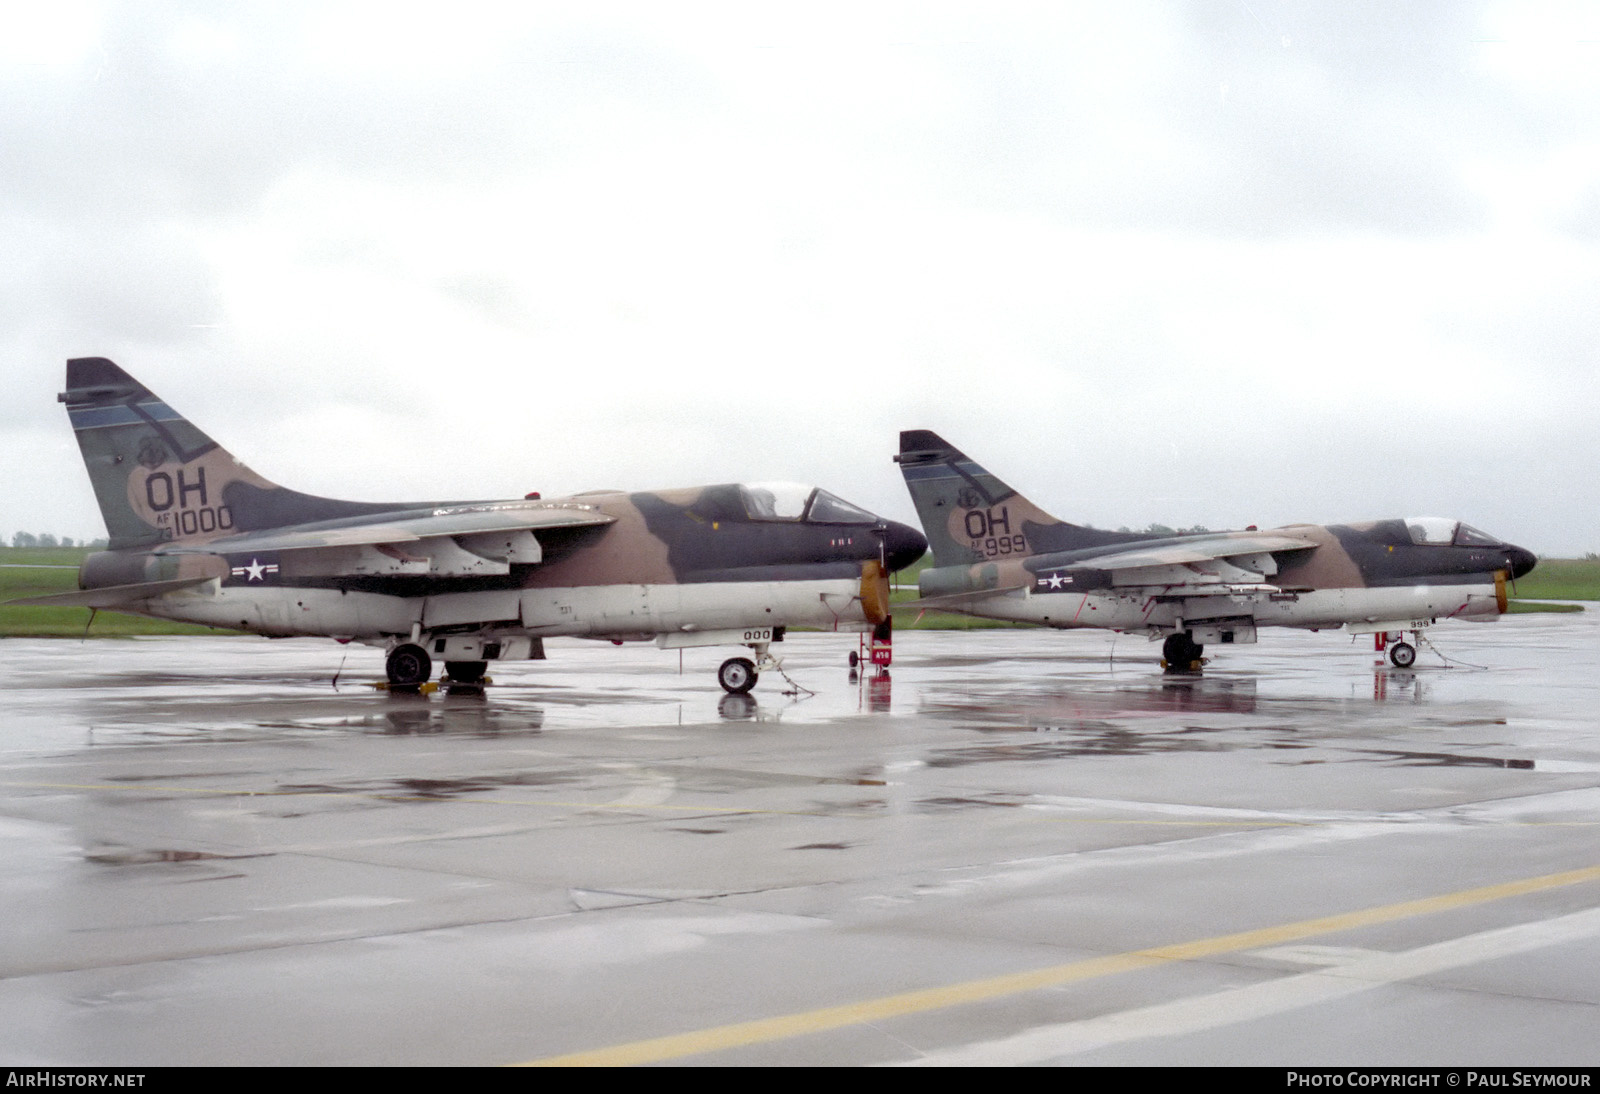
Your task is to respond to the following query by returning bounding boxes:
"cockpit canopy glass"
[738,483,879,525]
[739,482,811,521]
[1453,523,1501,547]
[1404,517,1502,547]
[806,490,879,524]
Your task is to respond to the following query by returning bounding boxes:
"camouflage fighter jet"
[19,358,926,692]
[895,430,1536,670]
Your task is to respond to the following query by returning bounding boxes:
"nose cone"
[1505,544,1537,580]
[879,520,928,573]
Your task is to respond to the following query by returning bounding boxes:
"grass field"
[1,547,1589,637]
[1505,558,1600,601]
[1498,558,1596,613]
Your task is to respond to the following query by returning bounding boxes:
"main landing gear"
[1161,631,1205,674]
[386,643,432,689]
[444,660,488,685]
[384,645,491,689]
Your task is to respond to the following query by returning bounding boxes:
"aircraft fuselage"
[75,483,925,645]
[896,429,1537,667]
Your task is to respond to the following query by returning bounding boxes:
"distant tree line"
[6,533,108,548]
[1115,523,1212,536]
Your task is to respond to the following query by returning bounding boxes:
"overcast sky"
[3,1,1597,554]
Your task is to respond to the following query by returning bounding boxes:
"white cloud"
[2,1,1598,553]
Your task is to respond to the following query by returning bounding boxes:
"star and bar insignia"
[227,554,281,584]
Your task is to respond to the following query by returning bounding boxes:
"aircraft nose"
[1505,544,1537,580]
[878,520,928,572]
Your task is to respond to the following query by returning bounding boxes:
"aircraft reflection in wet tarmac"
[909,669,1485,772]
[922,676,1259,736]
[375,691,545,737]
[18,358,926,694]
[896,430,1537,672]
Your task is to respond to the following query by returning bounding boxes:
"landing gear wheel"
[718,657,758,695]
[1162,632,1203,673]
[444,660,487,684]
[1161,633,1184,663]
[386,644,432,688]
[1388,641,1416,669]
[848,650,860,668]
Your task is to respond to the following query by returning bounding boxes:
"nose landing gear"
[717,656,758,695]
[718,633,811,696]
[1374,630,1421,669]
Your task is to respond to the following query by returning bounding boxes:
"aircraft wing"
[1049,533,1316,571]
[1029,532,1317,596]
[153,502,615,556]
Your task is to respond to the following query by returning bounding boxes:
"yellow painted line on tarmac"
[519,863,1600,1067]
[1033,818,1600,830]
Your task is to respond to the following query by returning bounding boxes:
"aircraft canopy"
[739,483,880,525]
[1404,517,1502,547]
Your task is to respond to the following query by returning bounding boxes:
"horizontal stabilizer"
[898,585,1031,611]
[10,576,214,608]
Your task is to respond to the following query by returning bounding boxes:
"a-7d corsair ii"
[895,431,1536,670]
[22,358,926,692]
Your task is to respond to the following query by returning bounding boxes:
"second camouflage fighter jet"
[895,430,1536,670]
[20,358,926,692]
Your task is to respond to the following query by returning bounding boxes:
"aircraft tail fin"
[61,357,396,550]
[894,430,1068,567]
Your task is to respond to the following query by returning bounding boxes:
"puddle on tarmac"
[276,770,585,800]
[915,794,1025,811]
[1343,748,1534,769]
[926,735,1234,766]
[83,846,262,866]
[920,678,1262,723]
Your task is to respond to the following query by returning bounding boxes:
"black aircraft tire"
[386,644,432,688]
[718,657,758,695]
[445,660,488,684]
[1162,632,1187,663]
[1162,632,1204,673]
[1389,641,1417,669]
